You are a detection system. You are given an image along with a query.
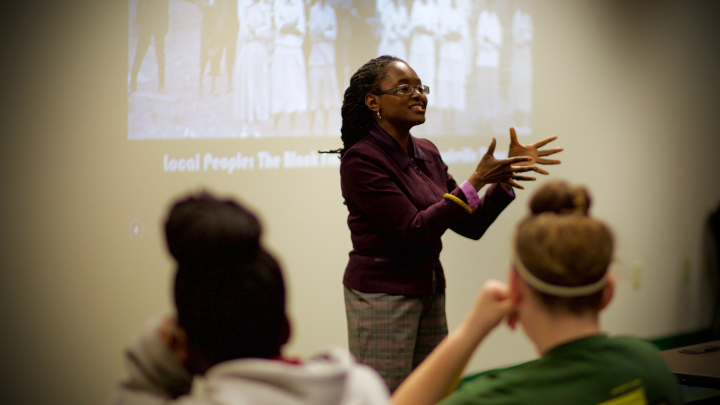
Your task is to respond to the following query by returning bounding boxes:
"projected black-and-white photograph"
[128,0,533,139]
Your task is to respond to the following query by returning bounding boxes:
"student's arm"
[105,316,192,405]
[391,280,515,405]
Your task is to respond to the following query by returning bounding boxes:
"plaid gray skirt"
[344,284,448,392]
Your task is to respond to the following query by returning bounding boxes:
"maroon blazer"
[340,124,515,296]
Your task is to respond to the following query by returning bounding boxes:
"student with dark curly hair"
[106,192,391,405]
[331,55,562,391]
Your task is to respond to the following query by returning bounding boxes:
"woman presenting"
[332,56,561,391]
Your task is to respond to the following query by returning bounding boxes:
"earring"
[377,110,381,120]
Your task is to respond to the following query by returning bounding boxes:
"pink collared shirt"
[459,180,514,211]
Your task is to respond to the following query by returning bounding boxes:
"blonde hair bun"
[529,180,591,216]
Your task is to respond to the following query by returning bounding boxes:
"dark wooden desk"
[661,341,720,389]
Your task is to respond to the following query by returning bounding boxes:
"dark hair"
[323,55,403,158]
[165,193,287,364]
[515,181,614,314]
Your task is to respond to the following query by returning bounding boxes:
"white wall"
[0,1,719,404]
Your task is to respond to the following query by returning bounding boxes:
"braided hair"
[321,55,404,159]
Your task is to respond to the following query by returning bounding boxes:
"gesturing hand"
[469,137,537,190]
[508,127,563,175]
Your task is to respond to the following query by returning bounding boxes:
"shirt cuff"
[459,181,480,211]
[500,183,515,197]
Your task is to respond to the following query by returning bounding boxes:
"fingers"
[501,156,533,165]
[512,174,536,182]
[509,127,519,145]
[537,158,561,165]
[537,147,563,156]
[506,179,524,189]
[486,137,497,156]
[507,311,518,331]
[505,171,537,189]
[532,166,550,175]
[481,165,535,185]
[482,278,510,294]
[532,135,557,148]
[509,165,535,173]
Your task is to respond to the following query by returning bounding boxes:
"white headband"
[513,255,608,297]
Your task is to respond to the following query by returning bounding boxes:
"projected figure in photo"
[271,0,309,137]
[377,0,410,60]
[408,0,437,103]
[234,0,272,138]
[223,0,239,91]
[457,0,473,89]
[126,0,535,140]
[308,0,341,136]
[198,0,239,96]
[130,0,170,93]
[334,1,353,91]
[475,0,502,134]
[435,0,469,134]
[332,0,376,92]
[509,0,533,135]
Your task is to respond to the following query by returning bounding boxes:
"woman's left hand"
[507,127,563,175]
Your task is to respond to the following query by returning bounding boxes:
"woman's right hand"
[468,138,537,191]
[459,279,517,341]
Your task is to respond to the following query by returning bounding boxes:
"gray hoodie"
[106,317,391,405]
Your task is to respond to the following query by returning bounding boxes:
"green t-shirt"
[439,335,682,405]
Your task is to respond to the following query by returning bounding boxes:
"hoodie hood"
[202,346,389,405]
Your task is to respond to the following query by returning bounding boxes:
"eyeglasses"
[373,84,430,96]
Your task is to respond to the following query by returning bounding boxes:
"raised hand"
[508,127,563,175]
[469,137,537,190]
[462,279,517,338]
